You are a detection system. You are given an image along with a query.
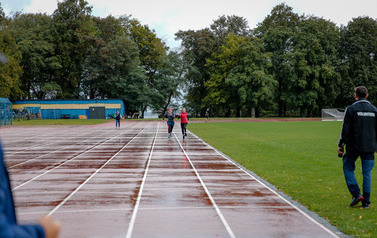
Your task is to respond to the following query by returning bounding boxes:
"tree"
[210,15,251,46]
[338,17,377,106]
[176,28,215,116]
[204,33,242,116]
[125,18,168,117]
[41,82,62,99]
[81,15,125,99]
[52,0,95,98]
[205,34,275,117]
[10,13,60,99]
[255,3,301,116]
[0,5,23,99]
[150,51,186,116]
[82,35,147,115]
[289,16,341,116]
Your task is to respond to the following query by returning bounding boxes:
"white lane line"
[189,131,339,238]
[4,129,96,156]
[174,133,236,238]
[48,123,151,216]
[11,127,133,191]
[8,131,112,169]
[125,122,159,238]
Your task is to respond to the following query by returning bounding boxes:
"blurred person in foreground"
[0,141,61,237]
[0,51,60,237]
[338,86,377,208]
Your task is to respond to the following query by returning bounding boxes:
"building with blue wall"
[13,99,125,119]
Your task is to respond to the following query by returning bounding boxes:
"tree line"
[0,0,184,117]
[0,1,376,117]
[177,4,377,117]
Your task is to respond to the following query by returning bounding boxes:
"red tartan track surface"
[0,121,341,238]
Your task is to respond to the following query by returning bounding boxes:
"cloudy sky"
[2,0,377,49]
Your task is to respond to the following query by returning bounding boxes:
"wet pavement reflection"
[0,121,339,238]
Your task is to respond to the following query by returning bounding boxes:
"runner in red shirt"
[178,108,189,139]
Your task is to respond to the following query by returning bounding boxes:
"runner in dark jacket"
[115,110,121,128]
[338,86,377,208]
[163,107,175,138]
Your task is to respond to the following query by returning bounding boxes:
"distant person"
[163,107,175,138]
[337,86,377,208]
[115,110,121,128]
[205,110,209,123]
[178,108,189,139]
[0,141,61,237]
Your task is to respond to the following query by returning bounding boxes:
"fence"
[0,98,12,125]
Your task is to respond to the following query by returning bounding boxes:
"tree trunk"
[236,106,241,117]
[90,87,94,99]
[225,106,231,117]
[251,107,256,118]
[162,92,173,117]
[300,107,305,118]
[141,105,147,119]
[278,79,283,117]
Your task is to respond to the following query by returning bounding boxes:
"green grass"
[189,121,377,238]
[12,119,109,125]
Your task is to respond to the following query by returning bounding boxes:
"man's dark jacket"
[338,99,377,152]
[0,142,45,237]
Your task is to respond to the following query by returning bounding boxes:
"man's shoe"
[350,195,364,207]
[362,201,371,209]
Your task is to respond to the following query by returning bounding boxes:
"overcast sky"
[2,0,377,49]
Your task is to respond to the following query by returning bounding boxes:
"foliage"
[288,16,341,116]
[10,13,59,99]
[82,34,147,113]
[1,1,377,117]
[2,0,173,117]
[254,3,301,117]
[149,51,186,116]
[204,34,275,117]
[176,28,215,116]
[0,5,23,99]
[178,3,371,117]
[51,0,95,98]
[119,17,170,116]
[338,17,377,106]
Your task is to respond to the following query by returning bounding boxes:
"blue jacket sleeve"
[0,180,45,238]
[0,142,45,238]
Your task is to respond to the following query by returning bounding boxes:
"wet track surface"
[1,121,340,237]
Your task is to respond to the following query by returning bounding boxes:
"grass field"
[12,119,109,125]
[189,121,377,238]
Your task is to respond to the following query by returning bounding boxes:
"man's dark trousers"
[343,151,375,203]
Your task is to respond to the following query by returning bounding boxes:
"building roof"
[0,98,11,104]
[13,99,124,105]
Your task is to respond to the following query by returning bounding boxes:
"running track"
[0,121,343,237]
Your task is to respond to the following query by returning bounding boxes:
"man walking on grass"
[338,86,377,208]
